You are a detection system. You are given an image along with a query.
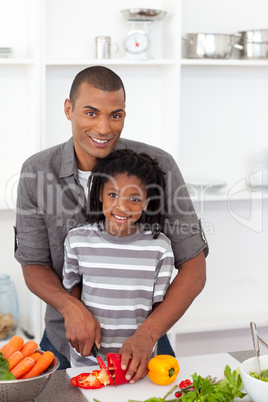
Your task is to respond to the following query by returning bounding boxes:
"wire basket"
[0,351,60,402]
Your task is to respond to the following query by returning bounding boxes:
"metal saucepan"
[182,33,239,59]
[233,41,268,59]
[238,29,268,43]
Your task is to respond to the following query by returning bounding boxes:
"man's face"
[64,82,126,171]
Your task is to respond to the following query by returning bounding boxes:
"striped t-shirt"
[62,222,174,367]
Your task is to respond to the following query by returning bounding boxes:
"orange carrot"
[21,351,54,379]
[10,356,35,379]
[20,340,38,357]
[29,352,42,363]
[0,335,24,359]
[7,351,24,370]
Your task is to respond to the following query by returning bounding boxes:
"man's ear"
[64,99,72,121]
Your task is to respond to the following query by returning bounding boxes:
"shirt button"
[57,216,61,220]
[78,193,82,197]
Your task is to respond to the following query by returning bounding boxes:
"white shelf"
[45,58,178,66]
[0,58,36,65]
[181,58,268,67]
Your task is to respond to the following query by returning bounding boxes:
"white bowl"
[240,354,268,402]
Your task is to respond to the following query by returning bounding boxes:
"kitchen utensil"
[0,350,60,402]
[250,321,261,379]
[121,8,167,22]
[95,36,119,59]
[91,342,98,357]
[67,352,251,402]
[238,29,268,43]
[234,41,268,59]
[182,33,239,59]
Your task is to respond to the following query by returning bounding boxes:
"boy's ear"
[143,198,150,211]
[99,188,103,203]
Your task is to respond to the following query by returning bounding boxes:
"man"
[15,66,208,383]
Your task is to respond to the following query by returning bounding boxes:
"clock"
[124,29,149,59]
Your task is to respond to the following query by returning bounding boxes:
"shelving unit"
[1,0,268,353]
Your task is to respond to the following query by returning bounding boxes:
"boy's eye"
[109,192,118,198]
[130,197,141,202]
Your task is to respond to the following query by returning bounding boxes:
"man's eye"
[111,114,121,119]
[86,111,96,117]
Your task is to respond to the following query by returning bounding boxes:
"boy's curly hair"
[87,149,166,238]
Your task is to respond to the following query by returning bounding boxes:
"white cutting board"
[66,352,251,402]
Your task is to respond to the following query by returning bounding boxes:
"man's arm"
[21,264,101,356]
[120,250,206,383]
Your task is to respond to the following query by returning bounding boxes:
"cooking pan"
[234,41,268,59]
[238,29,268,43]
[182,33,238,59]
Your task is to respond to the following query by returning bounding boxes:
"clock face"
[124,29,149,54]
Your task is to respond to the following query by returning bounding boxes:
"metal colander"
[0,351,59,402]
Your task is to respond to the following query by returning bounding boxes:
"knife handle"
[91,343,98,357]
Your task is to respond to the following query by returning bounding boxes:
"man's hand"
[119,328,155,384]
[64,298,101,357]
[21,264,101,357]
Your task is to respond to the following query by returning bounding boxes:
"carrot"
[0,335,24,359]
[10,356,35,379]
[7,351,24,370]
[21,351,55,379]
[20,339,38,357]
[29,352,42,363]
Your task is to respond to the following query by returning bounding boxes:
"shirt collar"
[59,137,78,179]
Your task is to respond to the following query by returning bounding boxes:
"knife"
[91,342,98,358]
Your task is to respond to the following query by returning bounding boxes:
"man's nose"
[95,116,111,135]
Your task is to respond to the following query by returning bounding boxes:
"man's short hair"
[69,66,126,107]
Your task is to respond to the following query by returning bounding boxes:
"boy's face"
[64,82,126,171]
[99,173,149,237]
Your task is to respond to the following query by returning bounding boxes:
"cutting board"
[66,352,251,402]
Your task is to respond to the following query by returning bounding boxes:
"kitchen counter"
[35,350,255,402]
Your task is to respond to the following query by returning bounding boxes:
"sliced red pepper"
[96,356,114,386]
[70,372,104,389]
[70,353,129,389]
[106,353,130,385]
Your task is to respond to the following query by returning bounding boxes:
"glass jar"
[0,274,19,340]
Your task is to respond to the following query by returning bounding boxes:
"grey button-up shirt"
[15,137,208,358]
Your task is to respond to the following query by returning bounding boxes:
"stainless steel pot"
[238,29,268,43]
[182,33,237,59]
[234,41,268,59]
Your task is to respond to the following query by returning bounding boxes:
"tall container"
[0,274,19,340]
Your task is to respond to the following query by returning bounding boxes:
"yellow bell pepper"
[147,354,180,385]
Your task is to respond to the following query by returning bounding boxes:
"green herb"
[178,365,246,401]
[0,352,9,371]
[250,368,268,382]
[0,352,15,381]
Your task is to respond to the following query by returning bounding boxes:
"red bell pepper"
[106,353,130,385]
[70,353,129,389]
[70,370,104,389]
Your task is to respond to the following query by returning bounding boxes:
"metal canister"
[0,274,19,340]
[95,36,111,59]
